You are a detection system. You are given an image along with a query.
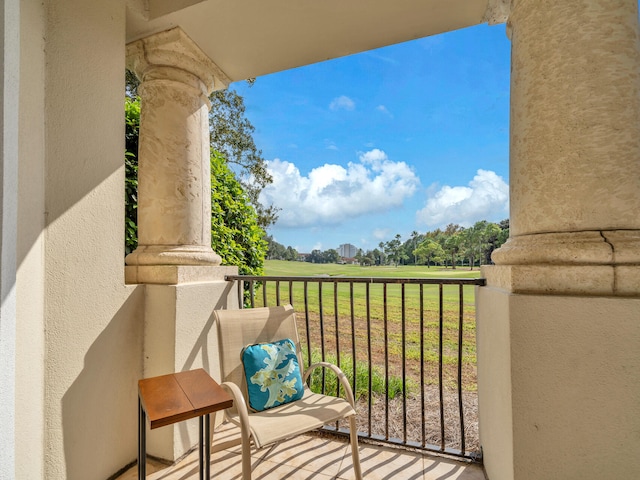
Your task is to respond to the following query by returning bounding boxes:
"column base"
[125,245,222,268]
[125,264,236,285]
[488,230,640,296]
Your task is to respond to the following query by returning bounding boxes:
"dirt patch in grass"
[353,388,479,454]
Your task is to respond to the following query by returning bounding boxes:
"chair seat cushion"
[228,389,356,448]
[242,338,304,411]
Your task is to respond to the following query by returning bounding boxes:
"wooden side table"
[138,369,233,480]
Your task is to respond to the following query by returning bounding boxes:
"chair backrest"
[213,305,303,404]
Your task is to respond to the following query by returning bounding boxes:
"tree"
[410,230,420,265]
[481,222,502,265]
[414,239,445,268]
[125,97,140,255]
[209,88,278,228]
[459,221,501,269]
[266,235,287,260]
[307,250,323,263]
[497,219,510,247]
[322,249,340,264]
[444,232,463,269]
[125,97,267,276]
[372,248,383,266]
[284,246,298,261]
[384,234,407,266]
[378,242,386,265]
[210,151,268,276]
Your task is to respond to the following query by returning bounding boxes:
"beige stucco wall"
[15,0,46,478]
[14,2,243,477]
[476,285,513,480]
[478,282,640,480]
[41,0,146,478]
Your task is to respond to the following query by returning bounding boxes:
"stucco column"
[489,0,640,295]
[477,3,640,480]
[125,28,230,275]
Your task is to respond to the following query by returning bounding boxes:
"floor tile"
[337,444,424,480]
[423,456,485,479]
[115,423,485,480]
[257,434,348,478]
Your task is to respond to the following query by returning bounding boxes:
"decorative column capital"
[126,27,230,94]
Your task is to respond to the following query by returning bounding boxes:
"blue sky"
[232,23,511,253]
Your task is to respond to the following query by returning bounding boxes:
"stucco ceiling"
[126,0,505,83]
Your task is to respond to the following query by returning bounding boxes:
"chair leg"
[349,416,362,480]
[241,438,252,480]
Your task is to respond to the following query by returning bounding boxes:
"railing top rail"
[225,274,486,286]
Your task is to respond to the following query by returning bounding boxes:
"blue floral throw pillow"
[241,338,304,412]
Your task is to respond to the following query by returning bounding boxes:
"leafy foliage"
[210,150,267,276]
[307,351,407,401]
[209,89,279,228]
[266,236,299,261]
[414,239,445,267]
[124,97,140,255]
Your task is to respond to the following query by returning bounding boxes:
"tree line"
[267,220,509,269]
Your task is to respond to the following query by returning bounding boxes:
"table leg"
[139,397,146,479]
[205,413,211,479]
[199,416,204,480]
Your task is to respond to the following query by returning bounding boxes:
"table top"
[139,369,233,429]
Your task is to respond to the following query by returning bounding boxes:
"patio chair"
[213,304,362,480]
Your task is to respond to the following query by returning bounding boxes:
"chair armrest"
[302,362,356,408]
[220,382,252,445]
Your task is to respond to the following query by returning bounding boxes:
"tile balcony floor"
[118,422,485,480]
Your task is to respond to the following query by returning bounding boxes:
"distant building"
[338,243,357,258]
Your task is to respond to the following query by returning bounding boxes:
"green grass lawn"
[264,259,482,279]
[248,260,482,392]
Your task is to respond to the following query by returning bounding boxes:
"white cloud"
[416,169,508,228]
[324,139,338,151]
[329,95,355,111]
[260,149,419,228]
[376,105,393,117]
[372,228,390,240]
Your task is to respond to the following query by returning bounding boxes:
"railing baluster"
[366,282,372,438]
[249,280,255,308]
[319,281,326,394]
[304,282,311,372]
[262,280,267,307]
[334,282,340,395]
[275,280,281,306]
[237,279,243,309]
[439,283,445,451]
[350,282,356,407]
[334,282,340,429]
[288,280,293,307]
[420,284,425,447]
[458,283,466,455]
[402,283,407,444]
[384,282,389,441]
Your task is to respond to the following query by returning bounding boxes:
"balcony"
[118,274,485,479]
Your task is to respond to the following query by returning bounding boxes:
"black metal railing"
[225,274,486,461]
